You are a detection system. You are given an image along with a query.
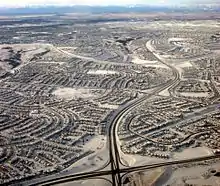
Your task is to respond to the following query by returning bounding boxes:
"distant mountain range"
[0,5,219,15]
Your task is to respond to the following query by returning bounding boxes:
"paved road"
[54,46,131,66]
[30,155,220,186]
[107,39,181,185]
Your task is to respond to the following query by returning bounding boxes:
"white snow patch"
[173,147,212,160]
[159,88,171,97]
[98,103,119,109]
[132,57,168,68]
[132,57,158,64]
[177,61,193,68]
[179,92,209,97]
[168,38,191,43]
[57,179,111,186]
[87,70,119,75]
[52,88,96,100]
[83,135,106,151]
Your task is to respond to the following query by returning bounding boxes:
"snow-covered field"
[179,92,209,97]
[64,135,109,176]
[173,147,212,160]
[87,70,119,75]
[98,103,119,109]
[56,178,111,186]
[165,160,220,186]
[132,57,168,68]
[119,146,213,170]
[52,88,97,100]
[159,88,171,97]
[168,38,191,43]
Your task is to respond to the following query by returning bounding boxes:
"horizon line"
[0,3,218,8]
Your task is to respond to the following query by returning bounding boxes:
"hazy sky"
[0,0,217,7]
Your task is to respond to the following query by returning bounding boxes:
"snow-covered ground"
[52,88,97,100]
[173,147,212,160]
[168,38,191,43]
[119,146,213,169]
[132,57,168,69]
[83,135,106,152]
[56,178,112,186]
[165,160,220,186]
[98,103,119,109]
[179,92,209,97]
[87,70,119,75]
[132,57,158,64]
[159,88,171,97]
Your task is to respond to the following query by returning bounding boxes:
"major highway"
[29,155,220,186]
[107,39,180,186]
